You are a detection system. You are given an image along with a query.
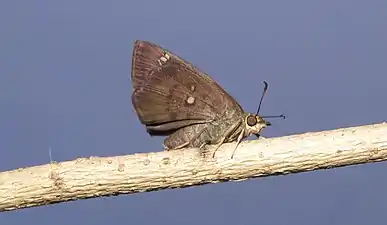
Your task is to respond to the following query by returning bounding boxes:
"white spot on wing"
[157,52,170,66]
[186,96,195,104]
[164,53,170,59]
[160,56,168,62]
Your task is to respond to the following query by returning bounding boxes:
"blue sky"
[1,1,386,224]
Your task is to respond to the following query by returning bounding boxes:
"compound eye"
[246,115,258,126]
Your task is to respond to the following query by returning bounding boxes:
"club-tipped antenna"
[256,81,269,115]
[262,114,286,119]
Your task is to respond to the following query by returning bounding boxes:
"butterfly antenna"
[261,114,286,119]
[256,81,286,120]
[256,81,269,115]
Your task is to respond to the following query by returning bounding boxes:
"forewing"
[131,40,244,134]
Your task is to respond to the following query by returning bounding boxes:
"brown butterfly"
[131,40,284,158]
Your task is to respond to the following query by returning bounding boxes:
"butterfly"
[131,40,284,158]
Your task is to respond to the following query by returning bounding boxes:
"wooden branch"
[1,122,387,212]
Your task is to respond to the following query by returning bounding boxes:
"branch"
[1,122,387,212]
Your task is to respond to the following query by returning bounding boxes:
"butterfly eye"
[246,115,258,126]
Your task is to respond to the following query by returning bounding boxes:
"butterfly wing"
[131,40,244,136]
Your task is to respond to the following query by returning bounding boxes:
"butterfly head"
[245,114,270,135]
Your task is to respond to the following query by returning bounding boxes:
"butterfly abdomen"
[164,113,243,150]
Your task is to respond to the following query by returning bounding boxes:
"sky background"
[1,1,387,224]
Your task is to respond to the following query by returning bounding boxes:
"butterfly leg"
[211,120,242,158]
[230,129,245,159]
[199,142,208,149]
[171,142,190,150]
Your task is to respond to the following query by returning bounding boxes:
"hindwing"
[131,40,244,135]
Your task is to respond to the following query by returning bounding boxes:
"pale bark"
[1,122,387,212]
